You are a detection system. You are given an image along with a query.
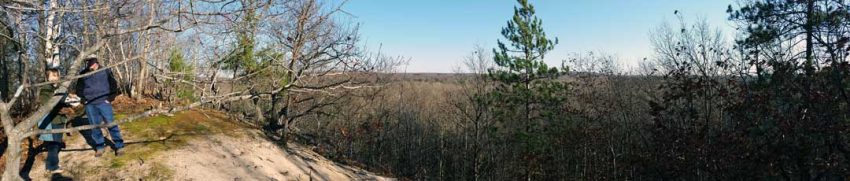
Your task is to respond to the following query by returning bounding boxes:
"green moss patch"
[92,109,243,179]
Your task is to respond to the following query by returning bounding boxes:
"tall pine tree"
[489,0,568,180]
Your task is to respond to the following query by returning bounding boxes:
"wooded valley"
[1,0,850,180]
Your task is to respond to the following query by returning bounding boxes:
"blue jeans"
[86,103,124,150]
[45,141,62,171]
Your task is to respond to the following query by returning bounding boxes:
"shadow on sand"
[18,116,170,181]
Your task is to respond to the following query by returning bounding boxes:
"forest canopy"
[1,0,849,180]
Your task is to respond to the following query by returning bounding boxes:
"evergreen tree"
[222,0,260,74]
[167,47,196,101]
[724,0,850,179]
[489,0,568,179]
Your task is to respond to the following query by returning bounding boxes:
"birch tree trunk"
[43,0,60,68]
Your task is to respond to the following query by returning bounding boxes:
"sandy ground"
[161,132,392,181]
[25,129,392,181]
[19,99,388,180]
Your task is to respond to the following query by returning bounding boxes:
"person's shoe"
[49,168,64,174]
[94,148,104,157]
[115,148,124,156]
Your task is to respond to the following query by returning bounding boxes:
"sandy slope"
[24,110,392,181]
[161,132,391,181]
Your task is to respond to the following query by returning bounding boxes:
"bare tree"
[214,0,402,142]
[0,0,217,179]
[448,45,495,180]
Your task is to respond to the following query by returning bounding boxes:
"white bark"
[44,0,60,68]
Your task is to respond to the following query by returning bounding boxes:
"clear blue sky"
[342,0,737,73]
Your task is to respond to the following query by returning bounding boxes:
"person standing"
[38,68,80,174]
[76,56,124,157]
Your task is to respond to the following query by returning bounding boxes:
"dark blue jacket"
[76,68,119,104]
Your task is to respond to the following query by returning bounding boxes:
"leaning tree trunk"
[2,132,22,181]
[2,0,59,179]
[1,100,23,180]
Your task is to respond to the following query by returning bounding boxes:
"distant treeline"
[287,0,850,180]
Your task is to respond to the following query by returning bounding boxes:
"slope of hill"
[21,106,391,181]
